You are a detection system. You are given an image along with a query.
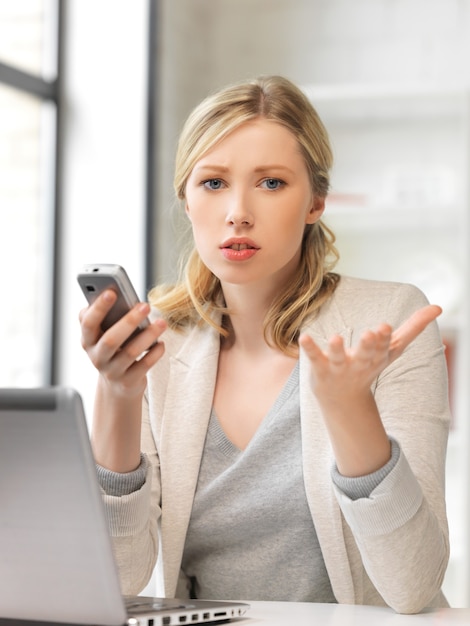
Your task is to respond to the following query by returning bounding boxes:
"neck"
[220,282,282,356]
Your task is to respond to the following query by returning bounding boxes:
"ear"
[185,202,192,221]
[305,196,325,225]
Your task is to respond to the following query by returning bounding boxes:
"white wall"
[154,0,470,281]
[58,0,148,420]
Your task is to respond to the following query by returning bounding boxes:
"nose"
[225,189,253,227]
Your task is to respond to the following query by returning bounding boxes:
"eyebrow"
[193,165,229,174]
[193,164,296,175]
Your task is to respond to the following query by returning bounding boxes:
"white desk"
[239,601,470,625]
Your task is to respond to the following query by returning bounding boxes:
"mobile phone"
[77,263,150,344]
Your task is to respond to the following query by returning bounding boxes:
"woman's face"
[185,118,324,292]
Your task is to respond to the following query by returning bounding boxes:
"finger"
[298,333,327,364]
[327,334,347,366]
[352,329,379,366]
[80,289,117,347]
[104,337,166,385]
[97,302,157,357]
[389,304,442,358]
[375,323,393,343]
[129,338,166,372]
[359,324,392,355]
[116,317,167,362]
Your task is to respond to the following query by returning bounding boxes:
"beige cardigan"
[102,276,450,614]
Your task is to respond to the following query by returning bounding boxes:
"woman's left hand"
[299,304,442,401]
[298,304,442,476]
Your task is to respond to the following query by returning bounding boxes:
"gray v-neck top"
[181,364,337,602]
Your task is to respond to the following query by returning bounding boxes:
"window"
[0,0,61,385]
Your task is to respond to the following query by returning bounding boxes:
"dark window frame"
[145,0,159,293]
[0,1,63,385]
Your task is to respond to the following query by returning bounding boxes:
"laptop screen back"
[0,387,127,626]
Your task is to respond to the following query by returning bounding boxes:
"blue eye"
[203,179,224,190]
[261,178,284,190]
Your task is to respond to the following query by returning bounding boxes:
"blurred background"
[1,0,469,607]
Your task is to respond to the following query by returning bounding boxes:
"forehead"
[195,118,303,167]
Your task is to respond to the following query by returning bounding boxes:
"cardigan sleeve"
[333,282,450,613]
[100,393,161,596]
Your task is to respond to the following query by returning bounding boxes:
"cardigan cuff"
[98,454,153,537]
[332,443,423,537]
[96,453,148,496]
[331,437,400,500]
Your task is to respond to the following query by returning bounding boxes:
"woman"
[80,76,450,613]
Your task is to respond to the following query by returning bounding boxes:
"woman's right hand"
[79,289,167,472]
[79,288,166,397]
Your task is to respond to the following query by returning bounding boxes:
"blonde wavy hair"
[149,75,340,355]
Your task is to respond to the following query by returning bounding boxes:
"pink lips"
[220,238,260,261]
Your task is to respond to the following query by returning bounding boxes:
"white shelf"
[324,205,462,230]
[303,83,470,122]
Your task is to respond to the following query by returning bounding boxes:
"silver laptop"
[0,387,249,626]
